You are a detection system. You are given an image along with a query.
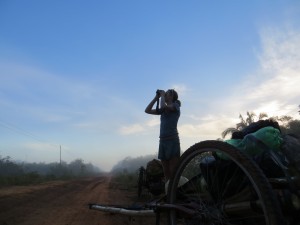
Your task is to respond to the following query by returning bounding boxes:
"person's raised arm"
[145,90,166,115]
[145,95,159,115]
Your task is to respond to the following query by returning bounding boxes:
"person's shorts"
[158,138,181,161]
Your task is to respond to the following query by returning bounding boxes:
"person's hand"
[159,90,165,97]
[155,90,160,99]
[154,94,160,100]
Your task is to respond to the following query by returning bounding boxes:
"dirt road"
[0,175,160,225]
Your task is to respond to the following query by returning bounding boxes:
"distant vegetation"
[110,154,158,191]
[110,154,157,174]
[0,153,157,187]
[0,157,102,186]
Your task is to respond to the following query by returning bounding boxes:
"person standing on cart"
[145,89,181,181]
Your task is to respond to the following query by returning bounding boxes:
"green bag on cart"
[223,126,283,159]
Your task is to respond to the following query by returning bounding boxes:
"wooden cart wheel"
[167,140,285,225]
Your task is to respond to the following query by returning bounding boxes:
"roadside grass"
[0,173,75,186]
[110,171,139,192]
[110,170,166,206]
[0,173,45,186]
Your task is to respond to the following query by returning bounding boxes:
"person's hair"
[168,89,181,107]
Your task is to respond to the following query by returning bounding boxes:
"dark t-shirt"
[159,102,180,139]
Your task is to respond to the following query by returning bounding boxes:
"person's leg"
[159,138,181,180]
[162,157,179,194]
[169,156,180,178]
[161,160,171,181]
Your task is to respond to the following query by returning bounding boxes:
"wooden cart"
[90,140,300,225]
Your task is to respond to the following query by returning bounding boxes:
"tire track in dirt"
[0,175,161,225]
[0,176,120,225]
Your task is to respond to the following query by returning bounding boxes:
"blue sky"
[1,1,300,171]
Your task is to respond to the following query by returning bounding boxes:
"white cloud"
[146,117,160,127]
[259,27,300,73]
[179,115,236,139]
[119,124,145,135]
[242,26,300,116]
[179,25,300,140]
[172,84,188,96]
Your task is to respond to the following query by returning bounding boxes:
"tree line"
[0,157,102,186]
